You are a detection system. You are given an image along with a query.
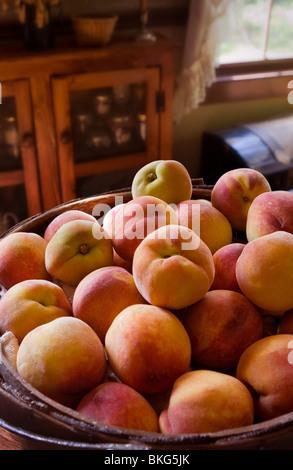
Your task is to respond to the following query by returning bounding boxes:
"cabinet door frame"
[0,80,42,217]
[52,67,161,203]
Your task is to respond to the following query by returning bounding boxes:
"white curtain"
[174,0,236,123]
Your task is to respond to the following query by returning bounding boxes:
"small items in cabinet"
[0,98,22,170]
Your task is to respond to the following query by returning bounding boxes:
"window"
[218,0,293,65]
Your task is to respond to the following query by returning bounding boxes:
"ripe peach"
[44,210,97,242]
[159,370,254,434]
[131,159,193,205]
[182,290,263,371]
[45,219,113,286]
[72,266,145,343]
[211,168,271,232]
[132,224,215,310]
[16,316,106,406]
[105,304,191,395]
[0,232,50,290]
[236,231,293,312]
[246,190,293,242]
[236,334,293,421]
[211,243,245,292]
[109,195,178,262]
[0,279,72,342]
[176,199,233,254]
[77,381,159,432]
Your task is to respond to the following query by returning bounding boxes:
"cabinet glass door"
[52,68,160,202]
[0,81,41,234]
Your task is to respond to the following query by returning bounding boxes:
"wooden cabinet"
[0,80,42,232]
[0,36,176,221]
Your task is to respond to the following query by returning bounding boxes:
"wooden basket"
[0,181,293,450]
[72,15,118,47]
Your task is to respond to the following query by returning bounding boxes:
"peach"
[132,224,215,310]
[236,334,293,421]
[72,266,145,343]
[44,210,97,242]
[77,381,159,432]
[45,219,113,286]
[182,290,263,371]
[105,304,191,395]
[0,232,50,290]
[159,370,254,434]
[16,316,106,406]
[109,195,178,262]
[211,168,271,232]
[176,199,233,254]
[246,190,293,242]
[211,242,245,292]
[131,159,193,205]
[236,231,293,312]
[0,279,72,342]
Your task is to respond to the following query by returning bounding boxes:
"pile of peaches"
[0,159,293,436]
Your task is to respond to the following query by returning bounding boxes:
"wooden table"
[0,425,25,450]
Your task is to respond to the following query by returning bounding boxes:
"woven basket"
[0,181,293,450]
[72,15,118,47]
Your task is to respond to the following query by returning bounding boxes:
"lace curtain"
[174,0,236,123]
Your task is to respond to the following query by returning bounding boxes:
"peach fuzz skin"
[236,231,293,312]
[211,243,245,292]
[132,224,215,310]
[109,195,178,262]
[176,199,233,254]
[72,266,145,343]
[45,219,113,287]
[246,190,293,242]
[0,232,50,290]
[0,279,72,342]
[131,159,193,205]
[77,381,159,433]
[211,168,271,232]
[16,316,107,407]
[105,304,191,395]
[44,210,97,242]
[159,370,254,435]
[236,334,293,421]
[182,289,263,372]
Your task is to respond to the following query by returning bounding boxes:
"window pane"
[266,0,293,59]
[218,0,270,64]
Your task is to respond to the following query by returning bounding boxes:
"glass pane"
[266,0,293,59]
[0,97,22,171]
[70,82,147,164]
[218,0,271,64]
[0,185,28,235]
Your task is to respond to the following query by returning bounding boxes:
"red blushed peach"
[236,231,293,312]
[236,334,293,421]
[176,199,233,254]
[0,279,72,342]
[16,317,107,407]
[77,381,159,432]
[105,304,191,395]
[132,224,215,310]
[109,195,178,262]
[211,168,271,232]
[211,243,245,292]
[182,290,263,371]
[72,266,145,343]
[159,370,254,434]
[0,232,50,290]
[246,190,293,242]
[44,210,97,242]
